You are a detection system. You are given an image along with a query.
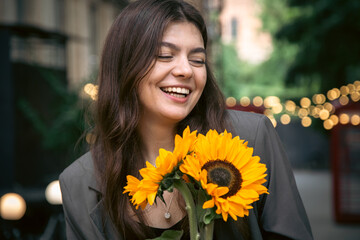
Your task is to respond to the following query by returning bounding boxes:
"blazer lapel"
[89,197,122,240]
[88,182,122,239]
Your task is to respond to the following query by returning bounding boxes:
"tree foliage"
[276,0,360,92]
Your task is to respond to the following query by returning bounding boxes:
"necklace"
[143,192,175,220]
[161,193,175,220]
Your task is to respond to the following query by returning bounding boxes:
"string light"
[319,109,330,120]
[351,114,360,125]
[240,96,250,107]
[280,114,291,125]
[301,117,312,127]
[253,96,263,107]
[330,115,339,126]
[339,95,349,105]
[339,114,350,124]
[226,97,236,107]
[285,100,296,113]
[300,97,311,108]
[323,119,334,130]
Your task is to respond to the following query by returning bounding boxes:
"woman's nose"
[172,57,193,79]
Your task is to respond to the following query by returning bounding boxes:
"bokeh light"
[339,113,350,124]
[319,109,330,120]
[272,103,283,114]
[45,180,62,205]
[280,114,291,125]
[339,95,349,105]
[300,97,311,108]
[264,96,280,108]
[351,92,360,102]
[253,96,263,107]
[330,115,339,126]
[323,119,334,130]
[312,94,326,105]
[301,117,312,127]
[351,115,360,126]
[340,86,349,95]
[298,108,309,118]
[226,97,236,107]
[0,193,26,220]
[240,96,250,107]
[285,100,296,112]
[323,102,334,113]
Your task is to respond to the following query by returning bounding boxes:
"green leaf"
[146,230,183,240]
[203,208,219,225]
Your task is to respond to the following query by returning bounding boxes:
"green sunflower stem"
[201,221,214,240]
[173,180,199,240]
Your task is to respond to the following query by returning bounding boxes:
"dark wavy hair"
[92,0,228,238]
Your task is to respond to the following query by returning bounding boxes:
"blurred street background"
[0,0,359,239]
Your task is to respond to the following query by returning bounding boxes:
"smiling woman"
[59,0,313,240]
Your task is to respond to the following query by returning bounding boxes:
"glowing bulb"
[311,107,320,118]
[340,86,349,95]
[84,83,94,95]
[347,84,355,93]
[264,96,280,108]
[45,180,62,205]
[339,113,350,124]
[298,108,309,118]
[272,103,283,114]
[351,115,360,126]
[300,97,311,108]
[226,97,236,107]
[351,92,360,102]
[323,102,334,113]
[339,95,349,105]
[319,109,330,120]
[280,114,291,125]
[253,96,263,107]
[312,94,326,105]
[240,97,250,107]
[301,117,312,127]
[330,115,339,125]
[327,90,337,101]
[318,94,326,104]
[323,119,334,130]
[0,193,26,220]
[285,100,296,112]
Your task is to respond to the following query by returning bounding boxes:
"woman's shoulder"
[59,151,99,193]
[226,109,270,146]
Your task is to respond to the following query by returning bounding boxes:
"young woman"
[59,0,313,239]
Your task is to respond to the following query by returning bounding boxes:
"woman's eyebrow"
[160,42,206,55]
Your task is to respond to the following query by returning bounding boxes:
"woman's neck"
[137,119,177,166]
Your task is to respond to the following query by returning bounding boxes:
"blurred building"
[219,0,272,64]
[0,0,126,86]
[0,0,126,238]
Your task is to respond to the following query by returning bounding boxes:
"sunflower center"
[202,160,242,198]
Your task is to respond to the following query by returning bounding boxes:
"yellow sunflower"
[123,126,197,209]
[180,129,268,221]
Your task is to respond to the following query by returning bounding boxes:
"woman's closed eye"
[190,59,205,66]
[158,55,173,60]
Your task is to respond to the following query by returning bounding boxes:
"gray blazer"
[59,110,313,239]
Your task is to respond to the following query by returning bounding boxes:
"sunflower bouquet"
[124,127,268,240]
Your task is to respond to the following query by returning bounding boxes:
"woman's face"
[138,21,207,125]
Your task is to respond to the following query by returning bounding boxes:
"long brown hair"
[92,0,228,238]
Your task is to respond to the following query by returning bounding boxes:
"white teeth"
[169,93,186,98]
[162,87,190,95]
